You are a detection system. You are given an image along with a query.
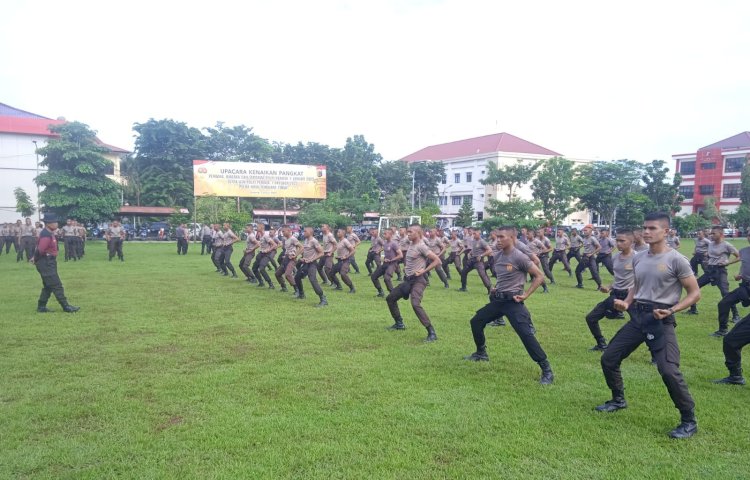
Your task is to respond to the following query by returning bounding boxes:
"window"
[438,196,447,206]
[440,174,447,184]
[481,170,485,175]
[723,184,741,199]
[678,185,694,199]
[104,162,115,176]
[701,162,716,170]
[451,196,462,205]
[454,173,460,183]
[680,161,695,175]
[725,157,746,173]
[463,195,473,205]
[477,212,483,221]
[466,172,473,182]
[699,185,714,195]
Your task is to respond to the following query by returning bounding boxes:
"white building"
[0,102,129,223]
[400,132,592,226]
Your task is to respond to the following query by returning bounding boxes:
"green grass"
[2,239,750,479]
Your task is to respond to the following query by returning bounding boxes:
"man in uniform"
[345,226,362,274]
[219,223,239,277]
[61,218,77,261]
[667,229,681,249]
[318,224,336,286]
[275,225,301,293]
[518,227,529,245]
[444,230,464,280]
[690,229,709,275]
[458,229,492,293]
[525,231,550,293]
[239,224,260,284]
[371,227,402,297]
[365,227,384,275]
[584,229,635,351]
[549,228,572,276]
[34,213,80,313]
[575,225,602,290]
[462,227,474,269]
[176,223,189,255]
[596,229,616,276]
[211,224,225,272]
[596,212,700,439]
[463,226,554,385]
[396,226,410,281]
[18,217,36,262]
[251,223,277,289]
[105,220,126,262]
[75,221,87,258]
[293,226,328,307]
[711,231,750,337]
[535,228,555,284]
[568,228,583,266]
[687,226,740,318]
[426,227,450,288]
[385,224,442,342]
[330,228,355,293]
[632,227,649,253]
[200,223,213,255]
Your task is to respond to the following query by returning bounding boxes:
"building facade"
[0,102,128,223]
[674,132,750,216]
[400,132,592,227]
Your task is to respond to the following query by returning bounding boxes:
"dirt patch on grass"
[155,415,183,432]
[229,343,254,357]
[144,344,181,354]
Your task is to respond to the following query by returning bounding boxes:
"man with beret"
[34,213,79,313]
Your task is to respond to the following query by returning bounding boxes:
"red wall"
[691,147,725,210]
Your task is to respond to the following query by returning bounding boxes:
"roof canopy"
[400,132,561,163]
[700,131,750,151]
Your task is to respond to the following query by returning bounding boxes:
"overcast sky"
[2,0,748,163]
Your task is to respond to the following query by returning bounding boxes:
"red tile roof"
[701,132,750,151]
[400,132,561,163]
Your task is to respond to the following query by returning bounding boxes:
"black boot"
[595,391,627,412]
[348,287,356,294]
[539,360,554,385]
[710,329,729,337]
[464,347,489,362]
[669,410,698,439]
[686,306,698,315]
[297,293,306,300]
[490,318,506,327]
[590,338,608,351]
[376,289,384,298]
[713,367,746,385]
[62,304,80,313]
[425,325,437,343]
[316,295,328,307]
[37,305,52,313]
[292,287,299,298]
[387,318,406,330]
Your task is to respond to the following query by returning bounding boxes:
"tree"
[376,161,411,197]
[484,198,544,229]
[531,157,576,225]
[741,163,750,205]
[14,187,35,217]
[615,192,653,228]
[203,122,273,162]
[481,159,541,201]
[195,195,252,233]
[382,189,410,215]
[702,196,725,225]
[575,160,643,227]
[673,213,711,235]
[414,204,441,228]
[729,205,750,231]
[35,122,121,222]
[410,161,445,209]
[641,160,683,214]
[454,200,475,227]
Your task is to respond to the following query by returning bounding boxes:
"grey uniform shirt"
[19,224,35,237]
[538,237,552,254]
[259,232,275,251]
[245,233,260,251]
[515,240,533,259]
[739,246,750,281]
[612,252,636,290]
[694,237,710,255]
[554,235,570,251]
[62,225,77,237]
[107,226,124,239]
[707,240,738,266]
[404,240,432,276]
[493,247,534,292]
[213,231,224,246]
[383,239,400,261]
[449,238,463,254]
[321,232,336,255]
[223,229,238,247]
[398,234,410,251]
[426,237,445,256]
[583,236,600,256]
[346,233,360,245]
[634,243,649,253]
[302,237,321,261]
[526,238,543,255]
[471,238,489,258]
[570,235,583,249]
[599,237,616,255]
[283,236,300,257]
[201,225,212,237]
[666,235,681,248]
[370,236,384,253]
[336,238,353,259]
[632,249,693,305]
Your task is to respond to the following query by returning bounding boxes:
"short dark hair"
[644,212,671,227]
[497,225,517,236]
[616,228,634,237]
[711,225,724,232]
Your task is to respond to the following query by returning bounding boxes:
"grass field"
[2,239,750,479]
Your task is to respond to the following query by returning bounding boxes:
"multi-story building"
[0,102,129,223]
[674,131,750,216]
[400,132,592,226]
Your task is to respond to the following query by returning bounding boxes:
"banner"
[193,160,326,199]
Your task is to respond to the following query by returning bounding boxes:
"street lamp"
[32,140,40,221]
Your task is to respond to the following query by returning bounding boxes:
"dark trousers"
[387,275,431,327]
[585,289,629,342]
[77,237,85,257]
[35,256,68,307]
[724,315,750,374]
[177,238,188,255]
[221,246,237,276]
[717,283,748,330]
[319,255,333,283]
[331,258,353,289]
[461,257,491,291]
[201,235,212,255]
[539,253,554,282]
[108,238,123,260]
[567,247,581,265]
[19,236,34,261]
[690,252,706,275]
[365,250,382,275]
[694,266,737,317]
[275,256,296,287]
[601,307,695,413]
[371,261,396,293]
[596,252,615,276]
[239,251,257,280]
[212,245,224,270]
[549,250,571,273]
[294,261,324,297]
[349,254,360,273]
[252,253,274,285]
[576,254,602,287]
[64,237,77,260]
[4,236,15,254]
[469,297,547,363]
[443,252,462,278]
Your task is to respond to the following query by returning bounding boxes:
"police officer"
[690,229,709,275]
[666,229,681,249]
[105,220,126,261]
[463,226,554,385]
[176,223,189,255]
[318,224,336,286]
[568,228,583,265]
[632,227,649,253]
[251,223,277,289]
[371,227,402,297]
[712,231,750,337]
[330,228,356,293]
[75,221,87,258]
[239,224,260,284]
[525,231,550,293]
[596,229,616,276]
[549,228,572,276]
[34,213,80,313]
[596,212,700,439]
[575,225,602,289]
[345,226,362,274]
[535,228,555,284]
[385,224,442,342]
[293,226,328,307]
[584,229,635,351]
[444,230,464,279]
[714,312,750,385]
[687,226,739,318]
[219,223,239,278]
[275,225,301,293]
[18,217,36,262]
[211,224,225,272]
[458,229,492,294]
[365,227,384,275]
[61,219,77,261]
[396,226,410,281]
[200,223,213,255]
[426,227,450,289]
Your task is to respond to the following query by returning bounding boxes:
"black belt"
[633,301,672,312]
[491,290,522,301]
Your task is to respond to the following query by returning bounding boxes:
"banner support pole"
[283,197,287,224]
[193,196,198,244]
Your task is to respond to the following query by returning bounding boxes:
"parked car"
[140,222,172,240]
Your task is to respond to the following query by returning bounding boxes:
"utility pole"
[32,140,40,221]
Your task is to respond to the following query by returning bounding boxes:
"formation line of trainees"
[27,213,750,440]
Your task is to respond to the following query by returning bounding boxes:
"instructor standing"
[34,213,79,313]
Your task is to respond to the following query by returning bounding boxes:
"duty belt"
[611,288,629,300]
[633,301,672,312]
[491,290,522,301]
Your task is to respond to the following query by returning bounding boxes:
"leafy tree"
[641,160,683,213]
[729,205,750,231]
[673,213,711,234]
[341,135,382,199]
[531,157,576,225]
[382,189,410,215]
[481,159,541,201]
[414,204,441,228]
[484,198,544,229]
[575,160,643,227]
[203,122,273,162]
[410,161,446,208]
[741,163,750,205]
[376,161,411,197]
[702,196,724,225]
[454,200,475,227]
[14,187,35,217]
[615,192,653,228]
[35,122,121,222]
[195,195,252,233]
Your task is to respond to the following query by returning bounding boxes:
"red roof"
[400,132,561,163]
[700,132,750,151]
